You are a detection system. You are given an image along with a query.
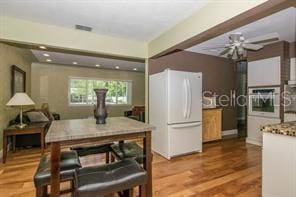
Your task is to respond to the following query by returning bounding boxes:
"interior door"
[167,70,202,124]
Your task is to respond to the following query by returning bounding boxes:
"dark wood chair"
[34,150,81,197]
[70,143,113,163]
[124,106,145,122]
[74,159,147,197]
[111,142,146,164]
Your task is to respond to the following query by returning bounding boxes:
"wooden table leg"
[143,131,152,197]
[40,129,45,154]
[50,142,60,197]
[3,133,7,164]
[12,135,16,153]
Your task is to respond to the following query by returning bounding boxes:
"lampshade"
[6,93,35,106]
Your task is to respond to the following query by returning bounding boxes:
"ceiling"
[31,50,145,72]
[187,7,296,57]
[0,0,209,42]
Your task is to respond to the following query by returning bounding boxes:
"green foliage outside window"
[69,78,131,105]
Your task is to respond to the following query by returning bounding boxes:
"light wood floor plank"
[0,138,261,196]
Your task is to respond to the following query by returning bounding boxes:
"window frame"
[68,76,132,107]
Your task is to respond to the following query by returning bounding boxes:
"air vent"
[75,24,92,32]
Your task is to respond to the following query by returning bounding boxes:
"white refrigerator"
[149,69,202,160]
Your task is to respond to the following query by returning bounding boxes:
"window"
[69,77,132,105]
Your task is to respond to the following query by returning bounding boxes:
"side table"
[2,122,48,163]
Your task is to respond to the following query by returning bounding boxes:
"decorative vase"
[94,89,108,124]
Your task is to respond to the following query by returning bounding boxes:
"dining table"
[45,117,155,197]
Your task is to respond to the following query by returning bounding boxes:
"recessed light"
[46,59,52,62]
[39,46,47,49]
[43,53,50,57]
[115,66,120,69]
[95,64,100,67]
[73,62,77,65]
[133,68,137,71]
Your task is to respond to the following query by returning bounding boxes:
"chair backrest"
[132,106,145,116]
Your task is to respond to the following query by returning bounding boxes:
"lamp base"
[16,123,27,129]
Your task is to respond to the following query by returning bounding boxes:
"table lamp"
[6,93,35,128]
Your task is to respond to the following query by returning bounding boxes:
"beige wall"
[0,42,35,149]
[31,63,145,119]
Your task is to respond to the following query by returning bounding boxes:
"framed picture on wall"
[11,65,26,97]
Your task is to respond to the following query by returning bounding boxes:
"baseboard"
[222,129,238,136]
[246,138,262,146]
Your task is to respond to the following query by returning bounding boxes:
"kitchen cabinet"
[248,56,281,87]
[202,108,222,142]
[247,115,280,146]
[263,132,296,197]
[284,113,296,122]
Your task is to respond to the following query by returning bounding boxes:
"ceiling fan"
[203,32,279,60]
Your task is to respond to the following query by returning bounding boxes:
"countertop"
[202,107,222,110]
[261,121,296,137]
[284,111,296,114]
[46,117,155,143]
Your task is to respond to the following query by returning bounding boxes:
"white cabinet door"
[263,133,296,197]
[284,113,296,122]
[247,116,280,145]
[248,56,281,87]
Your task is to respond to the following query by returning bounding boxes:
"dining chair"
[71,143,113,163]
[110,141,146,164]
[74,159,147,197]
[34,150,81,197]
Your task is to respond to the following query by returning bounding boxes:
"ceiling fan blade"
[219,48,232,56]
[202,44,229,50]
[242,43,263,50]
[226,48,235,58]
[245,32,279,44]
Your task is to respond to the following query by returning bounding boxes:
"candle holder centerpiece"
[94,89,108,124]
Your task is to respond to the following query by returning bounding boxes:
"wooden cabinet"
[202,108,222,142]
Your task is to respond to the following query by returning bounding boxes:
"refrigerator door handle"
[186,79,192,119]
[171,122,202,129]
[183,79,188,118]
